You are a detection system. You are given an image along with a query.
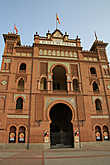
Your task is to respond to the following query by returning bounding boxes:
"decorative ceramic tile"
[1,80,7,86]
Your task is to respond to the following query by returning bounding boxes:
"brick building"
[0,29,110,148]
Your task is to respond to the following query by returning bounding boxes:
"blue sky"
[0,0,110,65]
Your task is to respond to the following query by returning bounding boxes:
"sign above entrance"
[39,40,76,47]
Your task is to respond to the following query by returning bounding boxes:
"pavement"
[0,142,110,165]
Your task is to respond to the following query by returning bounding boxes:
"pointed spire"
[94,31,98,41]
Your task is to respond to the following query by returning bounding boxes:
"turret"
[3,33,21,55]
[90,40,108,61]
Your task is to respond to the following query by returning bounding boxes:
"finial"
[48,30,50,33]
[94,31,98,40]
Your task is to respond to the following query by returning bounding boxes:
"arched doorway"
[52,65,67,90]
[18,126,26,143]
[49,103,74,148]
[9,126,16,143]
[103,125,109,141]
[95,126,102,141]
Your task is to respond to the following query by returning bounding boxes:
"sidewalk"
[81,141,110,151]
[0,142,110,165]
[0,141,110,152]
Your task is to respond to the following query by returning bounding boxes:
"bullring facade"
[0,29,110,148]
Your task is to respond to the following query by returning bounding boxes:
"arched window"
[18,78,24,91]
[40,77,47,90]
[93,81,99,92]
[18,126,26,143]
[19,63,26,72]
[73,79,79,91]
[95,126,102,141]
[9,126,16,143]
[103,126,109,140]
[16,97,23,109]
[95,99,102,110]
[52,65,67,90]
[90,67,96,75]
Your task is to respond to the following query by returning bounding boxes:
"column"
[67,81,71,92]
[48,81,51,91]
[67,74,72,92]
[48,73,53,91]
[71,81,73,91]
[37,80,40,90]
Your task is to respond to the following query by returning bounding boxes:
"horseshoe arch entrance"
[49,103,74,148]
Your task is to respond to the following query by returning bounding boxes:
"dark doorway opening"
[50,103,74,148]
[18,126,26,143]
[95,126,102,141]
[52,65,67,90]
[9,126,16,143]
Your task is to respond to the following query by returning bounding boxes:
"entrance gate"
[49,103,74,148]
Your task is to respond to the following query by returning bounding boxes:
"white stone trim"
[7,115,29,119]
[39,56,77,60]
[39,40,76,47]
[0,96,5,98]
[91,115,109,119]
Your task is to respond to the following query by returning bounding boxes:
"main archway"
[49,103,74,148]
[52,65,67,90]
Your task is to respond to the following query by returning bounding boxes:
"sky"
[0,0,110,65]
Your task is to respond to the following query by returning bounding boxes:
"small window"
[16,97,23,109]
[19,63,26,72]
[73,79,79,92]
[93,82,99,92]
[90,67,96,75]
[103,68,109,75]
[95,99,102,110]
